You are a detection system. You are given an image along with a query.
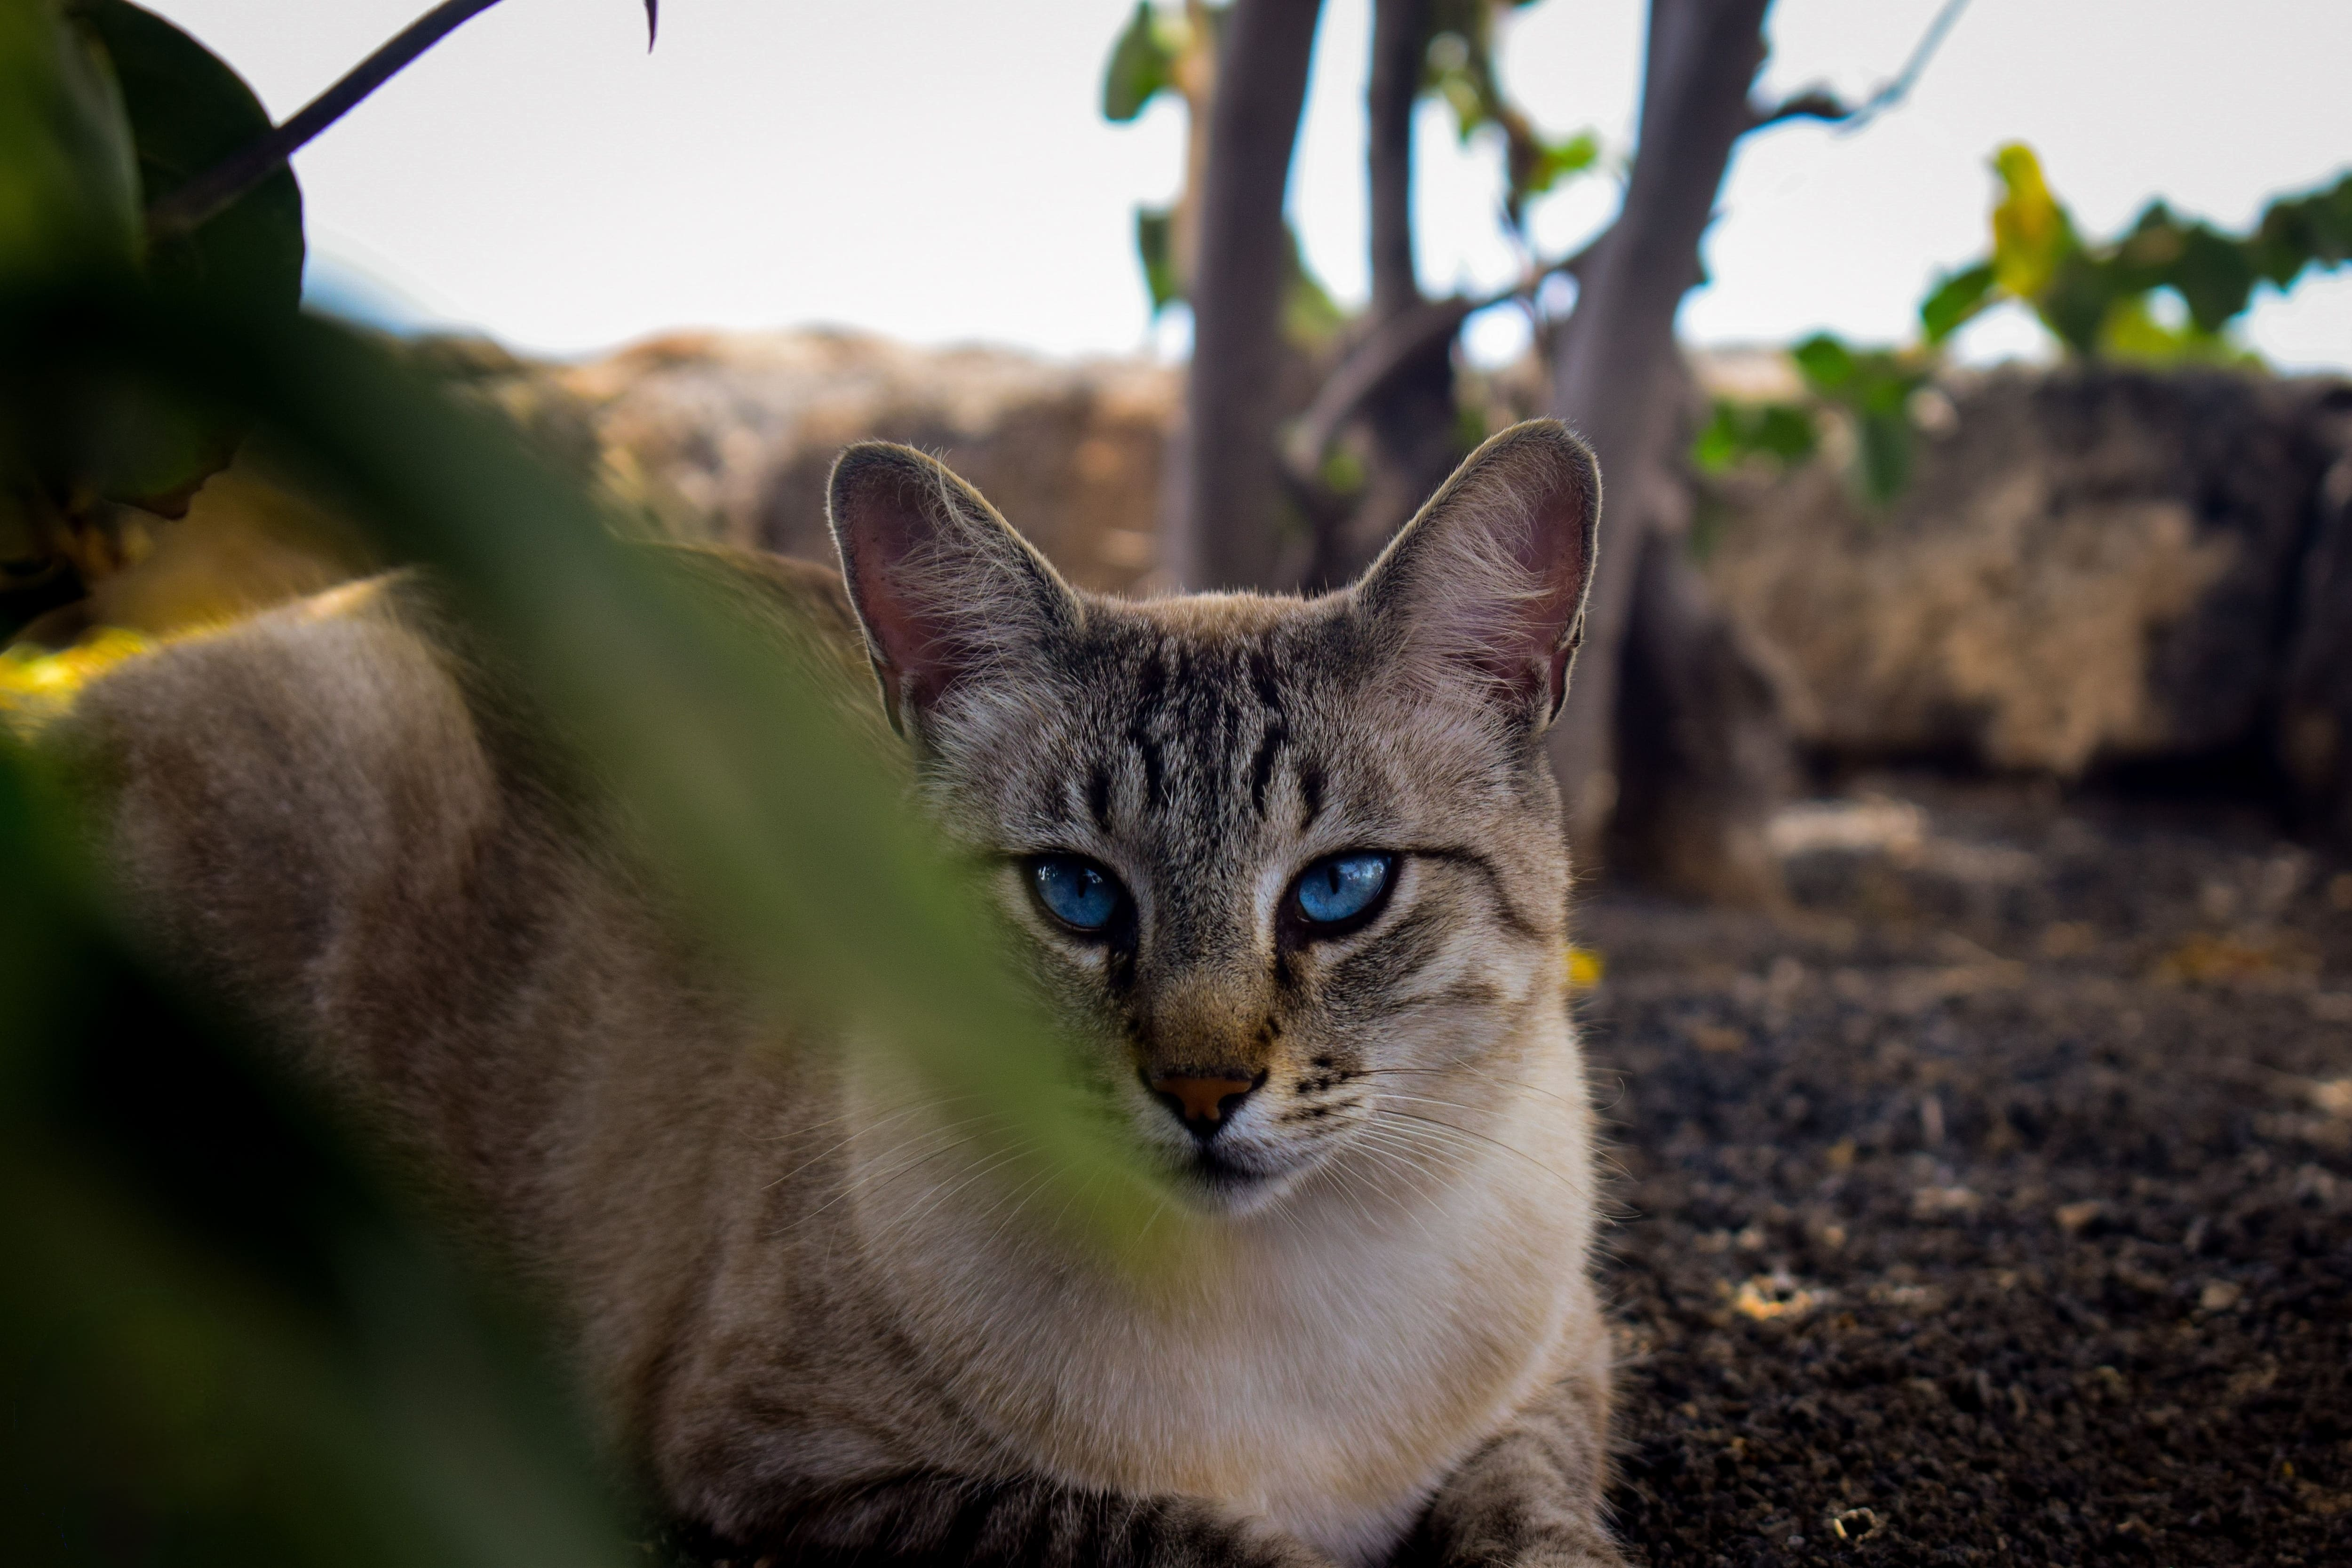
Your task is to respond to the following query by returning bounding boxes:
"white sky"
[144,0,2352,372]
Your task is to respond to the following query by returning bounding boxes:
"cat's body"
[57,424,1622,1567]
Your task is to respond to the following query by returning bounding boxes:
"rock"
[2277,388,2352,851]
[1703,366,2347,777]
[551,329,1178,596]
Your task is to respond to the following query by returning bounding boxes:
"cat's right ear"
[827,443,1081,739]
[1353,420,1601,730]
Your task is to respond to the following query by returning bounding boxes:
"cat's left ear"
[828,442,1082,739]
[1353,420,1601,729]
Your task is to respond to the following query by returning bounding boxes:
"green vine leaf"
[1102,2,1175,123]
[60,0,304,515]
[0,0,142,283]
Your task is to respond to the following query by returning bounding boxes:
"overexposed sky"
[144,0,2352,371]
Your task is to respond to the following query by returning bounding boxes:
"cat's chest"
[862,1141,1590,1566]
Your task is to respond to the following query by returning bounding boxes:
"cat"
[57,419,1620,1568]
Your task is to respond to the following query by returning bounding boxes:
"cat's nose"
[1146,1070,1263,1141]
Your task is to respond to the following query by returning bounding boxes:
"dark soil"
[1579,777,2352,1567]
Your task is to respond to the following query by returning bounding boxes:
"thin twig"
[1845,0,1971,130]
[1749,0,1972,136]
[1281,236,1598,483]
[147,0,509,239]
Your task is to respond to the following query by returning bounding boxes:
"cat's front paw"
[1491,1548,1625,1568]
[1451,1532,1624,1568]
[1226,1517,1340,1568]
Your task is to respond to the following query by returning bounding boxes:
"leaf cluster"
[1420,0,1599,231]
[1922,141,2349,362]
[1695,142,2352,509]
[1692,335,1931,508]
[2,0,305,641]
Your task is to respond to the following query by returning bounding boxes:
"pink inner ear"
[1375,423,1599,716]
[829,444,1079,729]
[832,462,969,711]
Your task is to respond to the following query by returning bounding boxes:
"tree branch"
[1366,0,1429,322]
[1747,0,1971,136]
[1170,0,1327,590]
[1281,237,1598,487]
[1749,86,1849,129]
[147,0,511,239]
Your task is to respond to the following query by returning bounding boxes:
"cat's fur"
[58,421,1620,1567]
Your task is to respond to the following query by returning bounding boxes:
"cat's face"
[829,425,1598,1215]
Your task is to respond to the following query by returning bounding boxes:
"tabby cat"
[61,419,1620,1567]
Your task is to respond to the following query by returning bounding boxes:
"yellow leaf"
[1989,142,2073,301]
[1564,946,1604,990]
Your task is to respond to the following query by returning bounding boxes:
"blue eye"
[1293,852,1395,926]
[1030,855,1126,932]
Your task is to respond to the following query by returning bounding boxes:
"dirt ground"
[1579,775,2352,1566]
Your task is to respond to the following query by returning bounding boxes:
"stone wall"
[1700,368,2352,781]
[25,328,2352,851]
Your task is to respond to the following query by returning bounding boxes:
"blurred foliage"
[1421,0,1600,235]
[1098,0,1589,335]
[1696,141,2352,509]
[3,0,309,642]
[1925,142,2352,361]
[5,0,1168,1560]
[1692,335,1931,509]
[1100,0,1339,342]
[1101,0,1198,124]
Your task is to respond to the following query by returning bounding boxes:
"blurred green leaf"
[1855,407,1913,506]
[2036,248,2111,356]
[1135,203,1178,311]
[1102,0,1174,122]
[0,0,141,283]
[1988,141,2075,301]
[23,0,306,517]
[2169,222,2256,333]
[70,0,304,316]
[1791,333,1855,394]
[1692,398,1816,476]
[1918,261,1993,344]
[1523,129,1598,196]
[1281,221,1344,346]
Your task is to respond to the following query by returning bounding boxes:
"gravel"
[1581,777,2352,1567]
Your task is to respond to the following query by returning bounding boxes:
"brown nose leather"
[1149,1073,1259,1125]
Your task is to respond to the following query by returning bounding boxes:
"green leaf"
[1134,204,1178,312]
[2167,222,2256,333]
[59,0,304,515]
[70,0,304,317]
[1754,403,1818,464]
[1918,262,1994,344]
[1522,129,1598,199]
[2035,249,2114,357]
[1989,141,2076,302]
[1692,399,1817,476]
[0,0,141,282]
[1280,223,1344,347]
[1102,1,1173,122]
[1791,333,1856,394]
[1855,407,1914,507]
[2252,173,2352,284]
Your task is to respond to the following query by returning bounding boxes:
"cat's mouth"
[1170,1140,1315,1215]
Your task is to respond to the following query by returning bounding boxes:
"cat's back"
[51,563,827,1229]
